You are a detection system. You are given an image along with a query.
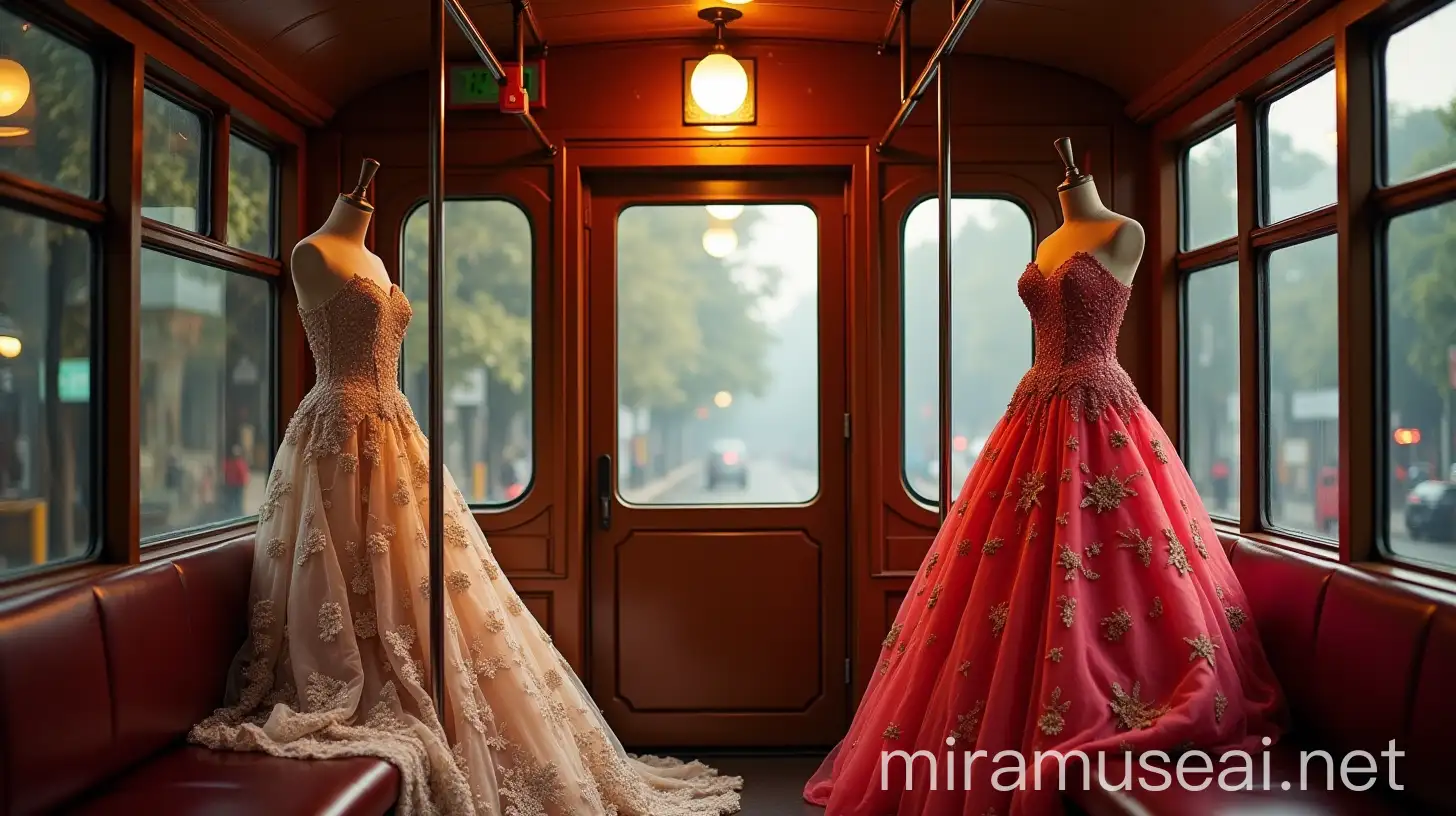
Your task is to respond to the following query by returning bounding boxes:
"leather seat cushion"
[66,745,400,816]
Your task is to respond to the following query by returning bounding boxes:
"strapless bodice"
[284,274,420,459]
[1007,251,1141,422]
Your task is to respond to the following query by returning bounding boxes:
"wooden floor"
[709,755,827,816]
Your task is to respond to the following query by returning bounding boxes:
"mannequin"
[1032,137,1145,287]
[291,158,393,312]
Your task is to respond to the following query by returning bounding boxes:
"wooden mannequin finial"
[1054,137,1091,191]
[341,158,380,212]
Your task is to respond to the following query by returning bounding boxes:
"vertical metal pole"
[515,0,525,66]
[936,3,954,522]
[428,0,447,719]
[898,1,911,102]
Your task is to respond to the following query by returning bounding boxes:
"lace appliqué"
[1081,468,1143,513]
[1038,688,1071,736]
[1163,528,1192,577]
[1109,681,1168,730]
[989,602,1010,637]
[1007,254,1142,422]
[1057,595,1076,628]
[1185,633,1220,668]
[1016,471,1046,513]
[1101,608,1134,642]
[1058,543,1101,581]
[1117,527,1154,567]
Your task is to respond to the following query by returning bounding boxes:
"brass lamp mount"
[698,7,742,52]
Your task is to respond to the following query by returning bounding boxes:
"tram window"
[615,204,818,506]
[400,199,534,507]
[138,249,273,542]
[1182,262,1239,521]
[0,208,93,576]
[1263,69,1336,224]
[901,197,1034,507]
[1182,125,1237,251]
[1385,199,1456,567]
[1264,234,1339,541]
[0,10,97,199]
[141,89,206,233]
[226,134,275,257]
[1383,1,1456,186]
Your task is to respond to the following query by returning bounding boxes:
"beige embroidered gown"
[190,274,743,816]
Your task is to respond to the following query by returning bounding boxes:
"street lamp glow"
[714,390,733,408]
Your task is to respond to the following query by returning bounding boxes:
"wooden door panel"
[615,530,825,711]
[587,175,849,748]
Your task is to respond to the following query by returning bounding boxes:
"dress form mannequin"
[1032,137,1145,287]
[291,158,393,312]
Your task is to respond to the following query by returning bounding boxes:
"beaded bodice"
[285,274,420,458]
[1007,251,1141,421]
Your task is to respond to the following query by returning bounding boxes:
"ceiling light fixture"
[690,8,748,117]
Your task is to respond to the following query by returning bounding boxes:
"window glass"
[1183,125,1238,250]
[1385,200,1456,565]
[141,89,205,232]
[139,250,272,541]
[1383,2,1456,185]
[1265,70,1337,223]
[0,207,93,574]
[1264,235,1339,539]
[227,134,274,257]
[615,204,817,505]
[1183,262,1240,520]
[401,200,534,506]
[0,9,97,198]
[902,197,1034,506]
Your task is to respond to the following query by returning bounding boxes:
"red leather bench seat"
[1069,536,1456,816]
[0,537,400,816]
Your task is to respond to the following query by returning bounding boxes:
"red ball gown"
[804,252,1286,815]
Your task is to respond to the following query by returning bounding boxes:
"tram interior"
[0,0,1454,814]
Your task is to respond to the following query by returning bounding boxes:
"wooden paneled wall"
[317,39,1149,703]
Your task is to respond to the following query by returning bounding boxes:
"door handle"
[597,454,612,530]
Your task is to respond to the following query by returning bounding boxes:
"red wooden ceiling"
[187,0,1269,107]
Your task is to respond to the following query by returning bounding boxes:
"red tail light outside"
[723,451,739,465]
[1408,493,1423,505]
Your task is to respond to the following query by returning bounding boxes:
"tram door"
[586,176,848,747]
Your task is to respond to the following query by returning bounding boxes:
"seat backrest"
[0,536,254,816]
[1227,535,1456,813]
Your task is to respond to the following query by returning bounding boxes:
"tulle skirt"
[191,412,743,816]
[805,396,1286,816]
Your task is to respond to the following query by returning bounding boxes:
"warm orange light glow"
[690,51,748,116]
[0,335,20,358]
[1393,428,1421,445]
[0,58,30,118]
[714,390,733,408]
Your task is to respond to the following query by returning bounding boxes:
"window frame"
[140,81,214,237]
[224,126,281,260]
[398,195,540,512]
[133,75,285,548]
[1177,258,1240,524]
[0,6,105,581]
[1160,0,1456,580]
[896,191,1039,510]
[0,0,307,584]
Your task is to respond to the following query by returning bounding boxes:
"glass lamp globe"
[0,58,30,118]
[690,52,747,117]
[702,227,738,258]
